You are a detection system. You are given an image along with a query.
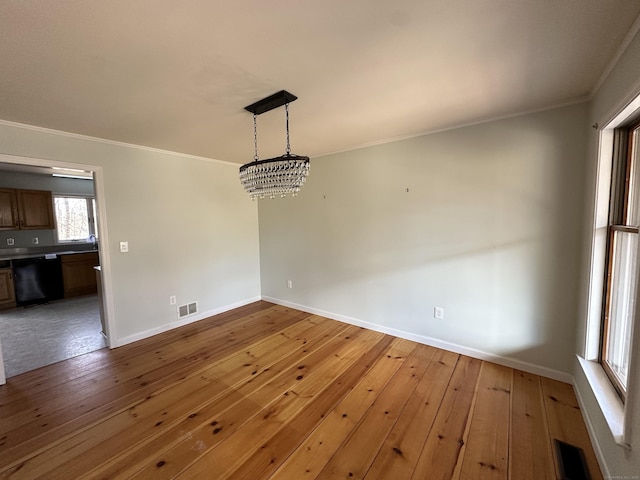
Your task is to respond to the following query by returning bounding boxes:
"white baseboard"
[114,296,261,347]
[262,296,574,384]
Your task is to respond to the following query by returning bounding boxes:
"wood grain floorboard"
[5,316,345,479]
[87,316,348,480]
[364,348,459,480]
[457,362,511,480]
[270,338,412,479]
[225,337,403,480]
[0,302,603,479]
[411,355,482,480]
[509,371,555,480]
[1,305,304,469]
[314,342,435,479]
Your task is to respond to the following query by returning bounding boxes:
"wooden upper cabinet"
[0,188,19,229]
[0,188,55,230]
[16,189,55,229]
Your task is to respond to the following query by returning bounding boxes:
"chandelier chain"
[253,113,259,161]
[285,103,291,155]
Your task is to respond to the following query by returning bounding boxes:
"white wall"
[259,103,587,375]
[0,121,261,344]
[575,27,640,477]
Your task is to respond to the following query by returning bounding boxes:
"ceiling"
[1,1,639,164]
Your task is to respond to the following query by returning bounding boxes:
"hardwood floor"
[0,301,602,479]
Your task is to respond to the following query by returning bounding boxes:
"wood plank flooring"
[0,301,603,479]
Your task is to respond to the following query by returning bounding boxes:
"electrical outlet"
[6,238,14,246]
[287,280,293,289]
[169,295,177,305]
[434,306,444,320]
[32,237,39,245]
[119,241,129,253]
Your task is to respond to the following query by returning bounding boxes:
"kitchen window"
[53,195,97,242]
[601,122,640,400]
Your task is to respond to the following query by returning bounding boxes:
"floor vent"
[178,302,198,319]
[554,439,591,480]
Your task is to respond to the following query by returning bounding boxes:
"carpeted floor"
[0,294,106,378]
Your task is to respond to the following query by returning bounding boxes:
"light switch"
[120,241,129,253]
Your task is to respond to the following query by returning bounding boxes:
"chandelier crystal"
[239,91,310,200]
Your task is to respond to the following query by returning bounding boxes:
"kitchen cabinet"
[0,189,18,229]
[0,268,16,309]
[61,252,100,297]
[0,188,55,230]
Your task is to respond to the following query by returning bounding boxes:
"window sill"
[577,356,629,449]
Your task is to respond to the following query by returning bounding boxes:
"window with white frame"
[583,94,640,447]
[53,195,97,242]
[601,122,640,400]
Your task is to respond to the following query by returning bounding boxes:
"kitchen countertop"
[0,247,99,262]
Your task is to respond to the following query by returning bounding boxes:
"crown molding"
[590,12,640,99]
[0,95,590,166]
[314,96,590,160]
[0,118,238,168]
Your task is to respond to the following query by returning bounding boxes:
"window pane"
[628,128,640,224]
[605,229,638,391]
[55,197,90,241]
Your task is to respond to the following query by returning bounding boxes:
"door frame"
[0,153,115,385]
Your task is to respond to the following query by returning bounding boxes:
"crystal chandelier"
[239,90,310,200]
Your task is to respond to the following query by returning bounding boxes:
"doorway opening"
[0,156,111,381]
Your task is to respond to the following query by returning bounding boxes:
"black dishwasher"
[13,256,64,306]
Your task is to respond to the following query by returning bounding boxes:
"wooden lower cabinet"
[61,252,100,297]
[0,268,16,309]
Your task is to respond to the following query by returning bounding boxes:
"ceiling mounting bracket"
[244,90,298,116]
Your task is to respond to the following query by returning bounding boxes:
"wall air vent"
[178,302,198,319]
